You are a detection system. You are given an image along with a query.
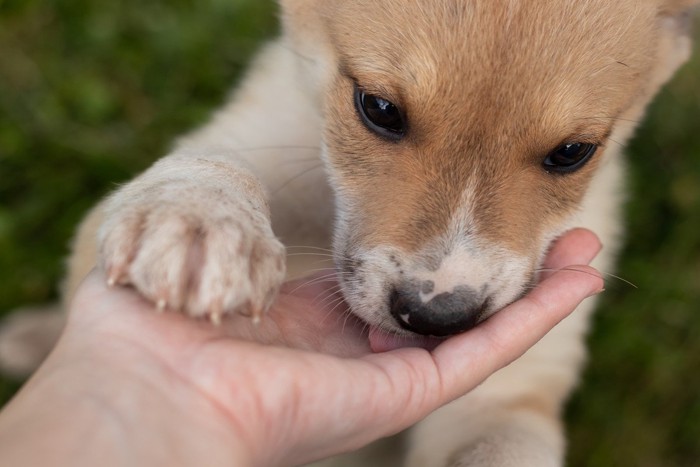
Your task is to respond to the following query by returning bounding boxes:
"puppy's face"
[282,0,695,337]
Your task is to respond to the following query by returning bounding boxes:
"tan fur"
[1,0,697,465]
[321,0,656,256]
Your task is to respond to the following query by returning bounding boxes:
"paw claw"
[98,179,286,323]
[106,267,130,288]
[209,311,222,327]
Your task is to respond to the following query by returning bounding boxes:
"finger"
[432,262,603,401]
[354,263,603,438]
[290,231,605,456]
[539,228,602,281]
[70,269,151,320]
[69,269,222,346]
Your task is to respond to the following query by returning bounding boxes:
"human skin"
[0,229,603,467]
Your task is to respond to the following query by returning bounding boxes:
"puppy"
[6,0,699,465]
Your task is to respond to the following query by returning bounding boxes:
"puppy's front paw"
[98,176,286,322]
[445,423,561,467]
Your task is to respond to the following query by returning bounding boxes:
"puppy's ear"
[278,0,324,46]
[277,0,335,97]
[278,0,321,33]
[648,0,697,92]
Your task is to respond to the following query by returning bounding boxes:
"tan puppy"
[4,0,698,465]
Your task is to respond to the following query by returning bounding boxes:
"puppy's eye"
[354,85,406,140]
[543,143,597,173]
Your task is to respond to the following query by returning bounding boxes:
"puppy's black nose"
[389,284,484,337]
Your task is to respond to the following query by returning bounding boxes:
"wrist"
[0,323,255,467]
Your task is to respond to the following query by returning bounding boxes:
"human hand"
[0,229,603,467]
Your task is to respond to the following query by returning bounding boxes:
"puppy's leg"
[88,39,328,321]
[0,39,329,374]
[408,401,565,467]
[448,415,562,467]
[97,154,287,320]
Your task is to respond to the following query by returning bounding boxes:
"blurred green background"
[1,1,699,465]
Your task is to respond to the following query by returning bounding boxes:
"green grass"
[566,37,700,466]
[1,2,699,465]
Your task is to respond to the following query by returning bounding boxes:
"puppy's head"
[282,0,697,338]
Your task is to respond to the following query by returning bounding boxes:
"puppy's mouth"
[363,292,491,353]
[346,280,496,353]
[334,242,533,352]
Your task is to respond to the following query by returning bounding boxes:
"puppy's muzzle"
[389,281,488,336]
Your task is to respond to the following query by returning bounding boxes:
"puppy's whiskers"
[230,144,321,154]
[533,267,637,288]
[286,245,335,253]
[285,252,335,258]
[285,273,338,294]
[273,163,324,194]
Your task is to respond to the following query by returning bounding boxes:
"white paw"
[446,429,561,467]
[98,174,286,322]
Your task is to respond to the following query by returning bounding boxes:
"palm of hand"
[64,229,602,466]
